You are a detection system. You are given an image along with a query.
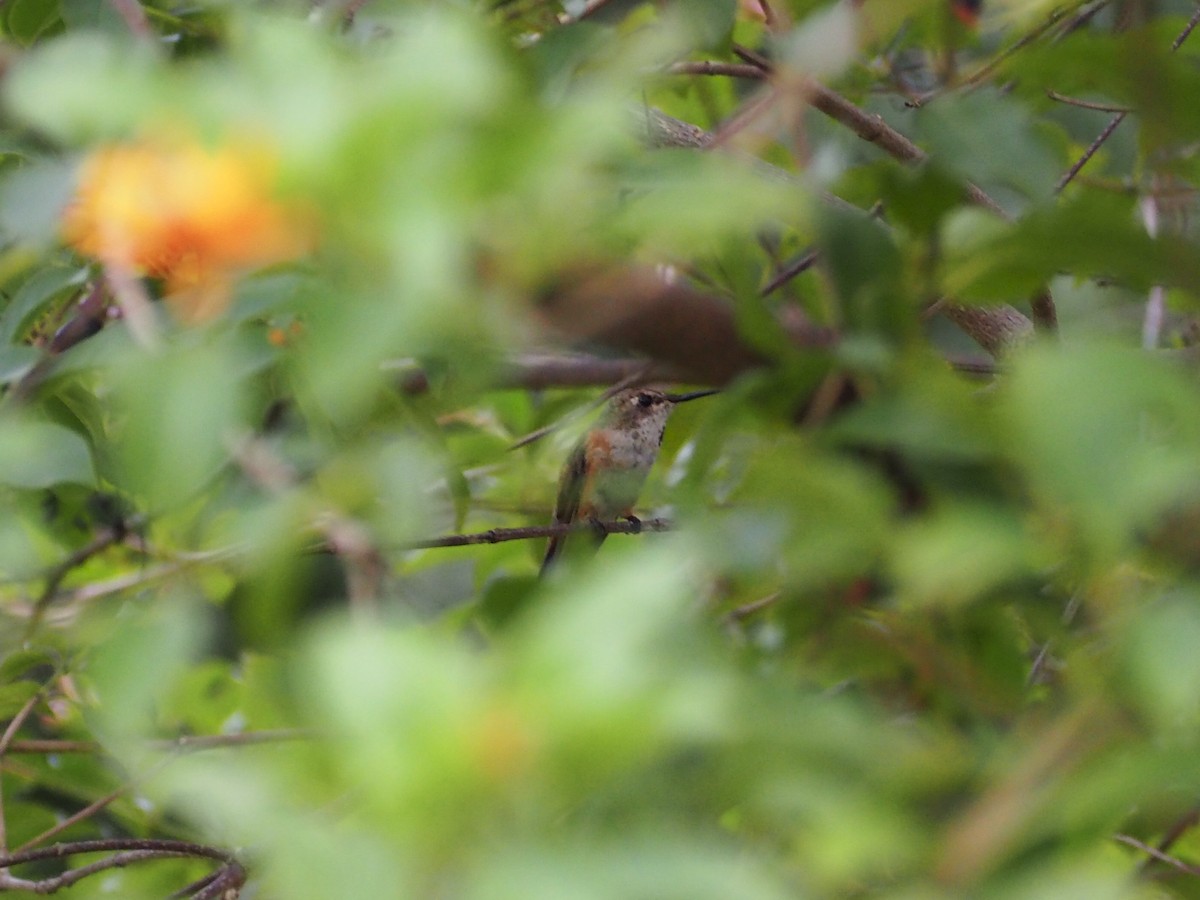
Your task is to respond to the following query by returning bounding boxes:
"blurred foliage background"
[1,0,1200,897]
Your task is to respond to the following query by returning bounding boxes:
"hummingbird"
[540,387,718,576]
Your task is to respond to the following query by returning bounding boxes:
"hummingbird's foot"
[623,515,642,534]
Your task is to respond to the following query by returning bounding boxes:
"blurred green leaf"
[817,205,910,340]
[109,338,249,509]
[1001,340,1200,554]
[0,679,39,717]
[59,0,126,34]
[0,413,94,487]
[87,593,206,747]
[915,88,1062,205]
[5,0,60,45]
[0,157,78,246]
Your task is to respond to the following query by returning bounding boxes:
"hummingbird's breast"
[583,421,665,517]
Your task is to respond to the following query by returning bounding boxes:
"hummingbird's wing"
[540,439,588,575]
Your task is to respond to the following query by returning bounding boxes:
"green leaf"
[109,338,249,509]
[1122,591,1200,730]
[0,157,78,246]
[679,0,737,51]
[0,344,39,385]
[4,0,60,45]
[59,0,126,34]
[1002,340,1200,554]
[88,594,206,747]
[941,193,1200,303]
[0,679,39,717]
[817,205,910,340]
[0,414,95,488]
[915,88,1062,205]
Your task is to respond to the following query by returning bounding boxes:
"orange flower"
[63,135,312,323]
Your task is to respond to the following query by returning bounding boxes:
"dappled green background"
[2,0,1200,897]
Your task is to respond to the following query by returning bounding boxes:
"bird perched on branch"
[540,387,717,576]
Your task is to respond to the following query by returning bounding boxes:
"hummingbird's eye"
[636,392,654,408]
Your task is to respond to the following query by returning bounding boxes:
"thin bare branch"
[401,517,672,551]
[5,728,312,756]
[25,521,144,639]
[507,365,654,451]
[1173,4,1200,51]
[1059,7,1200,191]
[0,839,240,896]
[1115,833,1200,877]
[723,592,782,624]
[0,688,49,851]
[1055,1,1111,40]
[945,2,1087,95]
[17,784,139,854]
[1056,111,1126,193]
[1046,91,1130,113]
[666,61,766,79]
[0,838,233,869]
[761,249,820,296]
[1139,807,1200,875]
[187,862,247,900]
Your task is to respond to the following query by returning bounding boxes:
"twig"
[944,2,1086,96]
[5,728,313,756]
[1054,1,1111,40]
[34,551,232,611]
[188,862,247,900]
[1115,833,1200,877]
[16,782,141,854]
[0,688,49,851]
[1046,91,1130,113]
[0,837,233,868]
[723,592,782,623]
[1137,806,1200,876]
[666,62,766,79]
[0,839,238,895]
[638,109,1032,354]
[507,366,653,451]
[1058,6,1200,192]
[731,42,771,70]
[5,850,175,893]
[1056,111,1126,193]
[804,78,1009,218]
[400,518,672,551]
[1173,4,1200,51]
[25,522,142,638]
[168,868,222,900]
[761,249,820,296]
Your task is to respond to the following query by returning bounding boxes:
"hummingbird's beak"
[664,389,720,404]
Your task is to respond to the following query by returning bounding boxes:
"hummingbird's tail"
[539,521,608,577]
[539,531,565,576]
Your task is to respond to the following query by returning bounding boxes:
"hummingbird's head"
[605,387,718,431]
